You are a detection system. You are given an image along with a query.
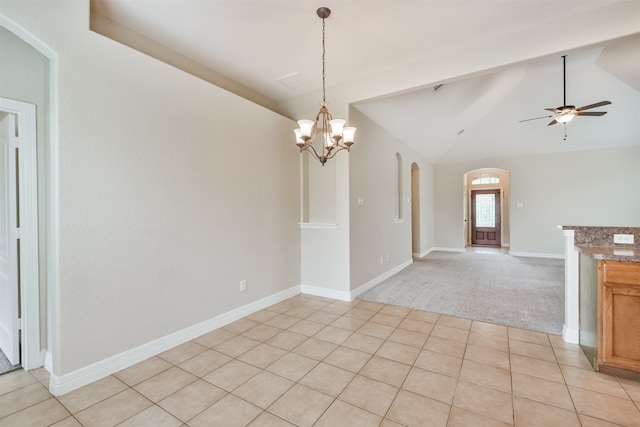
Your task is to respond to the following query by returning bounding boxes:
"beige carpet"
[0,348,20,376]
[358,251,564,335]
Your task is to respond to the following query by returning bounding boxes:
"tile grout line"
[3,295,640,426]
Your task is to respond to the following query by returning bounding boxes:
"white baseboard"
[562,325,579,344]
[509,251,564,259]
[350,259,413,299]
[300,284,352,302]
[48,285,300,396]
[412,249,431,258]
[431,247,465,253]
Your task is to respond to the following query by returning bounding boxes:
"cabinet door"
[599,261,640,372]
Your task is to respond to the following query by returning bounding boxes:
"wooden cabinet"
[598,260,640,378]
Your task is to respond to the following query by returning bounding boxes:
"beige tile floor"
[2,294,640,426]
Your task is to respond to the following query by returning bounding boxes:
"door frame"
[0,97,41,370]
[470,189,501,246]
[463,168,510,248]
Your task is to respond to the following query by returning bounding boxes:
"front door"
[0,111,20,365]
[471,189,501,246]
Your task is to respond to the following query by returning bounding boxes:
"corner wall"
[2,0,300,381]
[349,108,434,291]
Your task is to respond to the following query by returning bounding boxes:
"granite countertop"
[562,225,640,262]
[576,245,640,263]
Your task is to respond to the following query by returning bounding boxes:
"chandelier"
[294,7,356,166]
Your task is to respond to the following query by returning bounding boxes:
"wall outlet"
[613,234,634,245]
[240,280,247,291]
[380,257,383,265]
[386,254,391,261]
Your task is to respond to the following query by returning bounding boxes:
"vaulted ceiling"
[91,0,640,163]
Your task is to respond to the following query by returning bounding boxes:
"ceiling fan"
[520,55,611,127]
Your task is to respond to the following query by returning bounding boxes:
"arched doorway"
[463,168,510,248]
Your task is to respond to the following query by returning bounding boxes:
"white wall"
[349,108,434,289]
[434,145,640,255]
[2,1,300,377]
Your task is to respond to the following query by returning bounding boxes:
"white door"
[0,111,20,365]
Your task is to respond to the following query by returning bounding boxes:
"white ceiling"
[91,0,640,163]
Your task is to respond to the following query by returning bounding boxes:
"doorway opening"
[463,168,510,248]
[0,98,40,372]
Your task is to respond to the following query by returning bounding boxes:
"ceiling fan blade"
[519,115,553,123]
[575,111,607,116]
[576,101,611,111]
[547,119,558,126]
[544,108,559,113]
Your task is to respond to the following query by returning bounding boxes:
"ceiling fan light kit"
[294,7,356,166]
[520,55,611,136]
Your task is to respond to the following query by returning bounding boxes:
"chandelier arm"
[325,145,349,160]
[303,143,323,161]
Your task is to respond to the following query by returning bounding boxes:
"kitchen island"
[563,226,640,380]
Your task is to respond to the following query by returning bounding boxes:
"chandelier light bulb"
[343,127,356,145]
[294,129,305,147]
[329,119,345,138]
[297,120,315,139]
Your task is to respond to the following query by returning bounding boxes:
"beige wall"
[349,109,434,289]
[2,1,300,376]
[434,145,640,255]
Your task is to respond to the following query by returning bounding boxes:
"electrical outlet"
[613,234,634,244]
[386,254,391,261]
[380,257,383,265]
[240,280,247,291]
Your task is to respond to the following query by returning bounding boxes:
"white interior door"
[0,111,20,365]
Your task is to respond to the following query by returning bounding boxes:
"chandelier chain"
[321,16,326,104]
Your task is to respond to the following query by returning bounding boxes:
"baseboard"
[48,285,300,396]
[412,249,431,258]
[562,325,579,344]
[300,284,351,302]
[431,247,465,253]
[350,259,413,299]
[509,251,564,259]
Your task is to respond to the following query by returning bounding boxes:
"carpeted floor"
[0,347,21,376]
[358,250,564,335]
